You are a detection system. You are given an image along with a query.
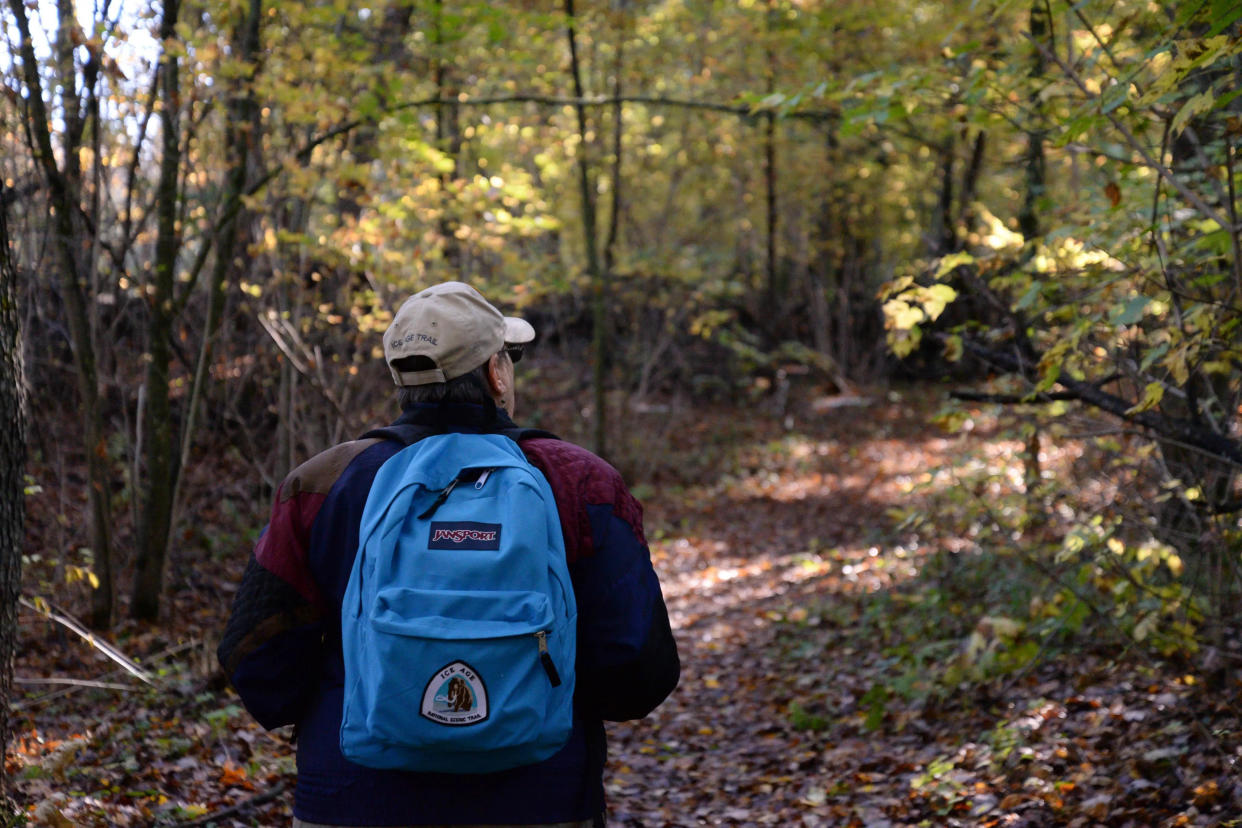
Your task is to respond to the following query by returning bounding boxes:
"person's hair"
[395,351,508,411]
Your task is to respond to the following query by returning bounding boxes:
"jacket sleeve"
[524,438,680,721]
[572,499,680,721]
[216,479,329,731]
[218,438,385,729]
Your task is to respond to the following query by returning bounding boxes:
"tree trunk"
[929,142,955,256]
[171,0,263,544]
[131,0,183,621]
[763,0,780,330]
[1019,0,1049,242]
[956,130,987,249]
[434,0,463,271]
[602,11,626,339]
[8,0,115,628]
[564,0,607,459]
[0,180,28,803]
[807,116,837,354]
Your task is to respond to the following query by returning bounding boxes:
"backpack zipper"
[417,477,460,519]
[420,467,497,519]
[534,631,562,687]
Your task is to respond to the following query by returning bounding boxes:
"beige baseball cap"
[383,281,535,386]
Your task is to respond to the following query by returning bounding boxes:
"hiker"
[217,281,680,828]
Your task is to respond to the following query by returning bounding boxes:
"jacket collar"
[393,402,518,433]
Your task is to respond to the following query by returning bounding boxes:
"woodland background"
[2,0,1242,824]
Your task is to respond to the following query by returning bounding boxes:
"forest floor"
[7,382,1242,827]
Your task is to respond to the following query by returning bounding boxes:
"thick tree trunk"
[0,181,28,803]
[1019,0,1049,242]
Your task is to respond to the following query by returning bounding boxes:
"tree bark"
[602,12,626,320]
[0,180,28,804]
[1019,0,1049,242]
[565,0,608,459]
[8,0,115,628]
[809,120,839,363]
[763,0,780,328]
[131,0,183,621]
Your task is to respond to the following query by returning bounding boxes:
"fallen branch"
[950,389,1081,404]
[19,597,157,685]
[11,640,199,711]
[174,780,289,827]
[13,677,137,692]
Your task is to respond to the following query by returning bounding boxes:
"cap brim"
[503,317,535,344]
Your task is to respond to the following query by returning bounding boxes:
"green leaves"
[1099,81,1129,115]
[1108,295,1150,327]
[1169,90,1215,138]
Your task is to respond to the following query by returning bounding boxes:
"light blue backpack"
[340,431,577,773]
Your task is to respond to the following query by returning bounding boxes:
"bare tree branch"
[958,337,1242,468]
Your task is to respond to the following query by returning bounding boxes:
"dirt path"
[12,392,1240,826]
[601,396,1242,827]
[605,398,956,826]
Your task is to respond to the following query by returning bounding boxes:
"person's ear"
[486,353,507,400]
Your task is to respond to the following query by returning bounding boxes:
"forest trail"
[603,394,1241,827]
[9,391,1240,826]
[606,394,962,826]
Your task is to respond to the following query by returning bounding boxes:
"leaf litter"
[9,387,1242,826]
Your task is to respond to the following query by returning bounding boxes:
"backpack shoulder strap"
[361,423,559,448]
[361,423,438,446]
[500,427,559,443]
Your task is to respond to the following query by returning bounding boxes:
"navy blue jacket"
[218,404,679,826]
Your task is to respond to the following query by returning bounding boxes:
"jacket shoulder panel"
[520,437,646,559]
[279,438,384,503]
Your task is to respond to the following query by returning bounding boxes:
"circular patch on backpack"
[421,661,489,726]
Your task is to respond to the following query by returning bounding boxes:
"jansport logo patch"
[428,521,501,550]
[421,661,489,726]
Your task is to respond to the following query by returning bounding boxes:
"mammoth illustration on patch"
[420,661,488,725]
[446,676,473,712]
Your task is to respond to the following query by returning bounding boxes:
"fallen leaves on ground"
[9,387,1242,826]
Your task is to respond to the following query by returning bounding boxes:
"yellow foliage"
[884,299,922,331]
[978,208,1024,253]
[65,565,100,590]
[1124,381,1164,415]
[919,284,957,321]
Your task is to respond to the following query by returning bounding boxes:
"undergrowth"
[794,396,1224,727]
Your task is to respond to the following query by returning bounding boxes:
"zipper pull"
[474,468,495,489]
[535,631,562,687]
[418,477,459,520]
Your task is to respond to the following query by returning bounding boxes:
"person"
[217,281,680,828]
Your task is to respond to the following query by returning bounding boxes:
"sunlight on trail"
[655,539,915,630]
[650,425,980,618]
[605,413,970,825]
[604,398,1240,826]
[605,401,1121,826]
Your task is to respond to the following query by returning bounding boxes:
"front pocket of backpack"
[367,588,559,750]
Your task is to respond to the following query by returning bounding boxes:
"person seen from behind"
[217,281,680,827]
